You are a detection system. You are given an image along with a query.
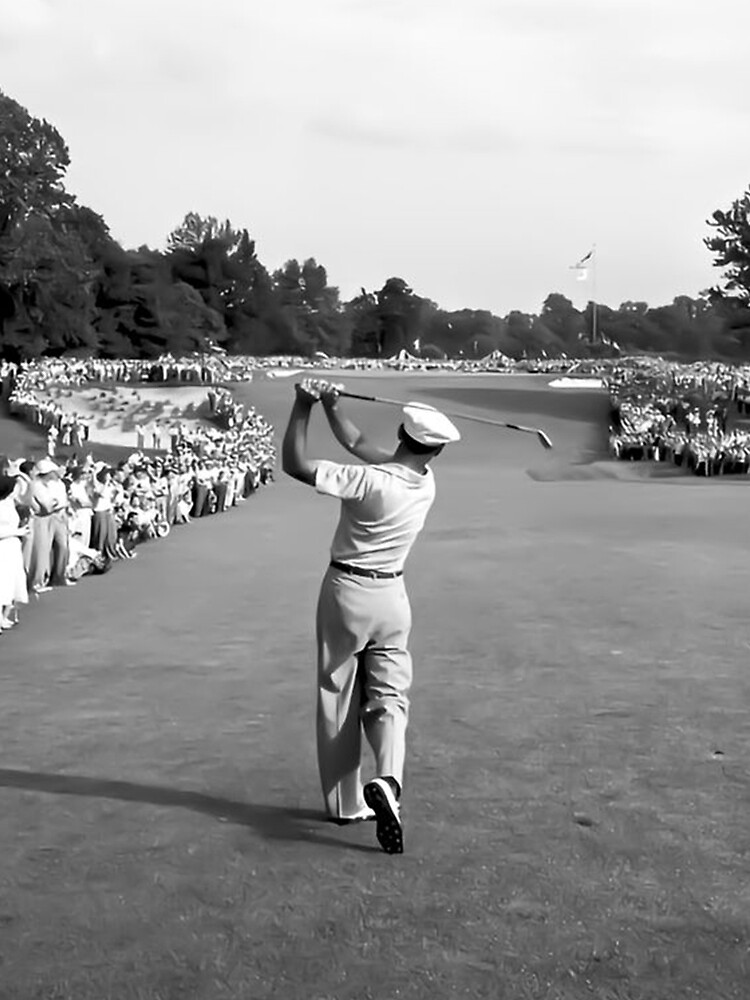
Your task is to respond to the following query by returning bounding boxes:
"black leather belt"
[330,560,403,580]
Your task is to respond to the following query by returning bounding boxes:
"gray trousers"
[315,566,413,820]
[47,513,69,585]
[27,516,52,590]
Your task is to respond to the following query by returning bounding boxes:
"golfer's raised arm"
[321,388,392,464]
[282,384,319,486]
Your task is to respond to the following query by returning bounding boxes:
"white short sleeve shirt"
[314,460,436,573]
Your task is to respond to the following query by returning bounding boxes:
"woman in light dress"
[67,466,94,550]
[90,467,119,559]
[0,474,29,631]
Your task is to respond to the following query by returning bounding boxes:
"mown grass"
[1,375,748,1000]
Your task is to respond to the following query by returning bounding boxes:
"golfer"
[282,378,460,853]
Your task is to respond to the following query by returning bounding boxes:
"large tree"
[375,277,431,356]
[94,246,225,357]
[705,186,750,302]
[167,215,294,353]
[272,257,351,355]
[167,212,245,256]
[0,90,72,236]
[704,187,750,354]
[16,216,98,355]
[346,289,381,357]
[0,91,92,357]
[0,208,101,359]
[541,294,586,350]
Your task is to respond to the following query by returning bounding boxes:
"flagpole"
[591,243,598,343]
[569,248,596,342]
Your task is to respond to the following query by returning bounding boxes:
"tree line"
[2,88,750,363]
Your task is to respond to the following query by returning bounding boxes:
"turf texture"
[0,373,748,1000]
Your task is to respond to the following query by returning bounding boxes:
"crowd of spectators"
[607,358,750,476]
[0,442,274,634]
[0,355,276,635]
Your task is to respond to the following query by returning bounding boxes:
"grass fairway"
[1,374,749,1000]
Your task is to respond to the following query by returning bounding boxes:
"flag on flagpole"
[569,248,594,281]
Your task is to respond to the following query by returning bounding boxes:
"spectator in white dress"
[67,467,94,550]
[0,474,29,631]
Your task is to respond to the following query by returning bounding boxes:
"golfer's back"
[315,460,435,573]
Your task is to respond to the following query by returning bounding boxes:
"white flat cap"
[402,403,461,446]
[35,457,60,475]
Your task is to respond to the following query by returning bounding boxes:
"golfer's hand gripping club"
[294,378,345,407]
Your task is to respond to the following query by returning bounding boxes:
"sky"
[2,0,749,315]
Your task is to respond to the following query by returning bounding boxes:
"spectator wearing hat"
[31,458,72,588]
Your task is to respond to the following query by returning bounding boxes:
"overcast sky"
[2,0,749,314]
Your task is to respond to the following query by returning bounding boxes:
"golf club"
[296,384,554,450]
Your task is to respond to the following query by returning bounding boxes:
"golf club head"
[537,430,554,450]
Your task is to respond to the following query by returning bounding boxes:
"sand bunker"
[526,458,739,485]
[46,384,212,448]
[527,460,645,482]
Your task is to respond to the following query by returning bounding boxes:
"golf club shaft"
[337,389,553,446]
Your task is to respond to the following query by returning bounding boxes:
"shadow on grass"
[0,768,380,854]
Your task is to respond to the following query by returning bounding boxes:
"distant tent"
[397,348,418,361]
[386,348,420,363]
[478,349,512,365]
